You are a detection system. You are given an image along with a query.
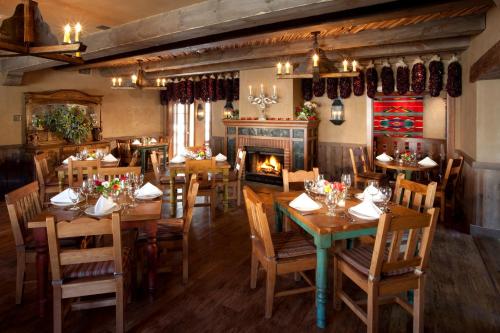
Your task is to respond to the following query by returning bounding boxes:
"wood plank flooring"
[0,184,499,332]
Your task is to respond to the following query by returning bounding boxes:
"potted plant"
[45,105,93,144]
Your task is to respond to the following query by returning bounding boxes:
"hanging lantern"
[330,98,345,125]
[223,101,234,119]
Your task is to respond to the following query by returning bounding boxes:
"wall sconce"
[223,101,234,119]
[330,98,345,125]
[196,104,205,121]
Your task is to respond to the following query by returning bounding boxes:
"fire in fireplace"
[245,146,284,185]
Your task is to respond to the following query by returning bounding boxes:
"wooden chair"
[333,208,439,333]
[128,150,139,167]
[34,152,60,202]
[97,166,141,180]
[215,149,247,206]
[68,159,100,187]
[282,168,319,192]
[435,156,464,222]
[394,174,437,213]
[46,213,128,333]
[243,186,316,318]
[137,175,199,283]
[5,182,41,304]
[186,159,217,223]
[150,151,185,201]
[349,147,385,188]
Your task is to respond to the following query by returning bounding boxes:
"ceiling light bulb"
[131,74,138,84]
[312,54,319,67]
[112,77,116,86]
[277,62,282,75]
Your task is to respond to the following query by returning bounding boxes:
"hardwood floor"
[0,183,499,332]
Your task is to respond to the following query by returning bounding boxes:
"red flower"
[112,184,120,191]
[120,175,128,181]
[94,180,102,186]
[309,116,317,120]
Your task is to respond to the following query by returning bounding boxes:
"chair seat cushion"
[359,172,385,180]
[63,247,131,280]
[137,219,184,242]
[336,245,414,277]
[271,231,316,259]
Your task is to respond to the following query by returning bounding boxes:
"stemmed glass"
[341,173,352,198]
[127,182,139,208]
[68,187,81,211]
[366,180,379,202]
[324,190,339,217]
[81,180,91,208]
[304,179,314,196]
[379,186,392,212]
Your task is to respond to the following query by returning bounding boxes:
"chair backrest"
[116,139,131,155]
[282,168,319,192]
[98,166,141,181]
[393,174,437,212]
[442,156,464,190]
[128,150,139,167]
[5,182,42,247]
[34,152,51,189]
[234,150,247,180]
[150,151,161,183]
[45,213,123,282]
[242,186,275,258]
[183,175,200,234]
[369,208,439,280]
[68,159,100,187]
[349,147,370,176]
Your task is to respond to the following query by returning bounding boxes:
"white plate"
[84,205,120,217]
[290,202,322,212]
[348,207,379,221]
[136,193,162,200]
[51,199,83,207]
[354,193,384,203]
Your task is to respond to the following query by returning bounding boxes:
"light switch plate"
[13,115,22,121]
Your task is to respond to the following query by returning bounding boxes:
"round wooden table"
[374,159,437,179]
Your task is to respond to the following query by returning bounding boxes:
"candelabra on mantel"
[247,84,278,120]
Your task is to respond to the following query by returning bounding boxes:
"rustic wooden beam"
[29,43,86,54]
[470,40,500,82]
[2,71,24,85]
[1,0,395,74]
[23,0,35,44]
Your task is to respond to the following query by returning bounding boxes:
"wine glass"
[127,183,138,208]
[366,180,379,202]
[341,173,352,198]
[379,186,392,212]
[68,187,81,211]
[134,174,144,188]
[324,190,339,217]
[81,180,91,208]
[304,180,314,196]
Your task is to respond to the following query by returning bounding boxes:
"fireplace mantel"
[222,119,319,173]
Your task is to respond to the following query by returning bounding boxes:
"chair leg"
[265,265,276,319]
[15,249,26,305]
[250,253,258,289]
[367,281,379,333]
[440,195,445,222]
[333,256,342,311]
[182,237,189,284]
[53,284,62,333]
[116,277,124,333]
[413,277,425,333]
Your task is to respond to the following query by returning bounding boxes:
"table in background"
[273,191,421,329]
[28,199,161,318]
[375,159,437,179]
[167,159,231,217]
[56,159,120,190]
[133,143,168,173]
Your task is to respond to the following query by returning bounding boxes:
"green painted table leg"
[404,170,413,180]
[140,149,146,174]
[162,146,167,170]
[274,203,283,232]
[315,241,330,329]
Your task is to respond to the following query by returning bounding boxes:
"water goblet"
[324,190,339,217]
[127,183,138,208]
[341,173,352,198]
[68,187,81,211]
[379,186,392,212]
[81,180,91,208]
[304,180,314,196]
[366,180,379,202]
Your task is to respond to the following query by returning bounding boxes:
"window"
[172,102,211,155]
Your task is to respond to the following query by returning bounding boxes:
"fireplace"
[245,146,284,185]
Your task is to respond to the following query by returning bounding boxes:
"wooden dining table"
[374,159,437,179]
[132,142,168,173]
[56,159,120,191]
[28,198,161,318]
[273,191,422,329]
[167,159,231,217]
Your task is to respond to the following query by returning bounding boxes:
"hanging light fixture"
[276,31,358,82]
[111,60,167,90]
[330,98,345,125]
[223,101,234,119]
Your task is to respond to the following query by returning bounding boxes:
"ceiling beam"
[0,0,395,74]
[470,39,500,82]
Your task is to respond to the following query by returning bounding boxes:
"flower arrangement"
[324,181,345,194]
[95,176,126,197]
[295,101,318,121]
[45,105,93,144]
[184,146,207,159]
[400,151,416,163]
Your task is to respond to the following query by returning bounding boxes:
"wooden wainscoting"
[211,136,224,156]
[0,145,33,197]
[317,142,366,180]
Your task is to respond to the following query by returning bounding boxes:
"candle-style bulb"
[260,83,264,94]
[161,78,166,87]
[156,78,161,86]
[277,62,282,75]
[117,77,122,86]
[343,59,349,72]
[312,54,319,67]
[131,74,138,84]
[74,23,82,42]
[249,85,253,96]
[63,24,71,43]
[352,60,358,72]
[273,85,277,96]
[112,77,116,86]
[285,61,291,74]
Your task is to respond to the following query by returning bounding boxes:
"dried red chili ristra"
[302,78,313,101]
[172,79,179,102]
[396,66,409,95]
[200,76,209,102]
[166,80,174,101]
[216,75,226,101]
[411,62,426,94]
[429,60,444,97]
[225,76,234,102]
[313,78,325,97]
[366,67,378,99]
[340,77,352,98]
[178,79,187,104]
[326,78,338,99]
[208,75,217,101]
[193,78,201,100]
[353,70,365,96]
[381,65,395,95]
[186,78,194,104]
[233,76,240,101]
[446,61,462,97]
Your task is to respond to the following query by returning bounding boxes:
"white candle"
[277,62,282,75]
[112,77,116,86]
[343,59,348,72]
[260,83,264,94]
[285,62,291,74]
[131,74,138,84]
[74,23,82,42]
[312,54,319,67]
[118,77,122,86]
[249,85,253,96]
[161,78,166,87]
[273,85,277,96]
[352,60,358,72]
[63,24,71,43]
[156,78,161,86]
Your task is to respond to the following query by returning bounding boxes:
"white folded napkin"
[86,156,95,160]
[350,200,382,219]
[62,155,76,165]
[376,152,393,162]
[50,188,77,204]
[95,196,116,215]
[418,156,438,167]
[215,153,227,162]
[289,193,321,211]
[132,139,141,145]
[150,138,157,143]
[170,155,186,163]
[361,186,384,202]
[102,153,118,162]
[136,182,163,197]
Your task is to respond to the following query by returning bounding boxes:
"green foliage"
[45,105,92,144]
